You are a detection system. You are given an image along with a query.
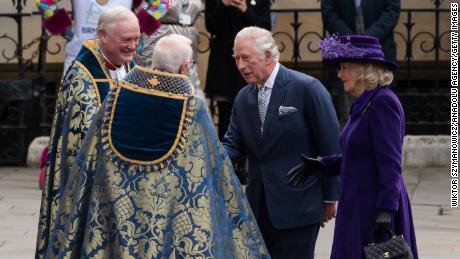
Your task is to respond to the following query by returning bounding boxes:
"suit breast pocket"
[278,105,298,119]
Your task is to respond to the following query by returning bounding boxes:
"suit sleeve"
[370,93,404,211]
[304,79,341,201]
[365,0,400,40]
[222,93,245,165]
[321,154,342,176]
[321,0,353,35]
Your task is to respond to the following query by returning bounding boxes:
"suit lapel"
[262,65,288,140]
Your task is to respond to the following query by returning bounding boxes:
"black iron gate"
[0,0,50,165]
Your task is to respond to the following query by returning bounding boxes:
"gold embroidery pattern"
[101,85,193,170]
[35,40,117,258]
[44,67,269,258]
[48,99,269,258]
[148,76,160,86]
[124,66,195,96]
[74,60,103,107]
[83,39,112,80]
[35,64,100,258]
[101,67,197,171]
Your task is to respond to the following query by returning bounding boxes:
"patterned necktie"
[355,5,365,34]
[258,86,268,135]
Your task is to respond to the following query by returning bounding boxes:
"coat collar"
[350,85,386,117]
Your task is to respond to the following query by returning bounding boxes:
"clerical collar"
[100,50,122,71]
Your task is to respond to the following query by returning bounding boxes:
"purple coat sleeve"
[370,93,405,211]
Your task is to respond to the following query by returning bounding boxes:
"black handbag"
[364,228,414,259]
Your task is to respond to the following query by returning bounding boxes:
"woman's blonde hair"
[346,62,394,87]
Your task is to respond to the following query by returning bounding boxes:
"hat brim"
[323,57,398,71]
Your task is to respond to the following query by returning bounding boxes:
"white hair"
[152,34,193,72]
[234,26,280,63]
[97,6,138,35]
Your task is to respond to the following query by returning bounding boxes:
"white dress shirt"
[109,66,127,81]
[257,62,280,109]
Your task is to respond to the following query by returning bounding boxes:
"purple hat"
[319,35,398,71]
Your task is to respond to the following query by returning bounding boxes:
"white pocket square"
[279,106,298,117]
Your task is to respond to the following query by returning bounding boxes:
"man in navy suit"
[222,26,341,258]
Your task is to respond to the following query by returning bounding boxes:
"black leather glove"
[373,210,394,232]
[286,154,324,187]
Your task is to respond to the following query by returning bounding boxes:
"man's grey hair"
[234,26,280,63]
[98,6,138,35]
[152,34,193,73]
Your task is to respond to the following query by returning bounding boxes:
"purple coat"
[322,86,418,259]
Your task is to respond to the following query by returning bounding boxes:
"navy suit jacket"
[223,65,341,229]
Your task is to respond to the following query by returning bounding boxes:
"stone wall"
[403,135,450,168]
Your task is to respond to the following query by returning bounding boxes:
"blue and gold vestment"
[45,66,270,258]
[36,39,135,258]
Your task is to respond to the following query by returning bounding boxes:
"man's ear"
[98,29,105,42]
[179,63,188,75]
[265,50,273,64]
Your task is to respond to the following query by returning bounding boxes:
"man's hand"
[230,0,247,13]
[321,203,337,228]
[286,154,324,187]
[222,0,231,6]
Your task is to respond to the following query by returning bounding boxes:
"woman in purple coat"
[287,35,418,258]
